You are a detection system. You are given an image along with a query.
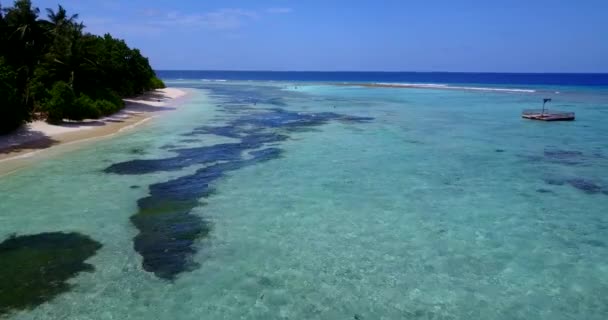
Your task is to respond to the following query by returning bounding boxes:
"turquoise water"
[1,81,608,319]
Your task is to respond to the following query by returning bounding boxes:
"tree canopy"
[0,0,165,133]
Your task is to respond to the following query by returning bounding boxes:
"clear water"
[156,70,608,86]
[1,81,608,319]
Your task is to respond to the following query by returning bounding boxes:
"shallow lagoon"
[1,81,607,319]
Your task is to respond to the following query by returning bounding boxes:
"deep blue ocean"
[156,70,608,86]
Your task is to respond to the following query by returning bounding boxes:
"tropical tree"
[45,5,78,32]
[0,0,165,133]
[2,0,45,126]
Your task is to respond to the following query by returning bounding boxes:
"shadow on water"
[0,232,102,316]
[104,83,373,280]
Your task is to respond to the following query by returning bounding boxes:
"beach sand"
[0,88,187,176]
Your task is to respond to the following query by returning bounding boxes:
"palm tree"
[4,0,42,58]
[44,5,78,36]
[3,0,43,108]
[41,5,85,87]
[0,4,6,55]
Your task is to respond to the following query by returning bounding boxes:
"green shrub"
[44,83,102,122]
[0,60,24,133]
[93,100,121,116]
[149,76,166,89]
[88,88,124,109]
[73,94,100,119]
[103,90,125,109]
[43,81,75,124]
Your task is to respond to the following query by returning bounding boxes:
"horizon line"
[155,70,608,75]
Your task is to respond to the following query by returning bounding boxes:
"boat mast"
[542,98,551,116]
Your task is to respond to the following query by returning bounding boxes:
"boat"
[522,98,575,121]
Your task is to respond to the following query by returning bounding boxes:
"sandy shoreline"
[0,87,188,176]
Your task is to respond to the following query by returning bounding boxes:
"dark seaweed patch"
[129,147,146,155]
[0,232,101,316]
[582,239,605,248]
[132,148,283,279]
[338,115,374,124]
[179,138,200,143]
[544,149,583,158]
[106,109,369,176]
[566,178,603,194]
[105,85,373,279]
[522,148,604,167]
[543,178,565,186]
[191,125,242,138]
[543,149,585,166]
[105,142,244,174]
[544,177,605,195]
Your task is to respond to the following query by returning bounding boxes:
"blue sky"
[28,0,608,72]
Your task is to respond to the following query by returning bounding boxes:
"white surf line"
[373,82,537,93]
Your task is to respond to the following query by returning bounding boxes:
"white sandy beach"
[0,87,187,175]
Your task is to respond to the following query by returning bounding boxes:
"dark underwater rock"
[0,232,102,316]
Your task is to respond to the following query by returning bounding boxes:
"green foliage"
[94,99,121,116]
[149,76,166,89]
[43,81,74,124]
[0,58,26,133]
[87,87,124,110]
[73,94,100,119]
[0,0,162,132]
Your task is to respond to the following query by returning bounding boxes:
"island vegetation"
[0,0,165,134]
